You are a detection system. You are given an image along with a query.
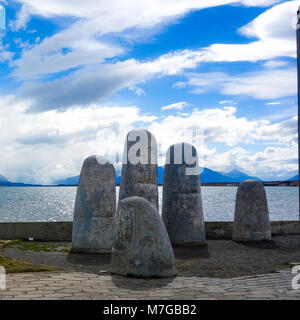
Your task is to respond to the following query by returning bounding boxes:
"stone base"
[233,230,272,242]
[70,247,111,254]
[72,217,114,253]
[111,248,178,279]
[172,241,207,247]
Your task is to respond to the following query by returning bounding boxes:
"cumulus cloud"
[0,95,156,183]
[205,143,298,180]
[0,1,298,183]
[0,95,296,183]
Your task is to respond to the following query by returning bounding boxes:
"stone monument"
[72,155,116,253]
[162,142,206,245]
[233,179,271,242]
[119,129,158,209]
[111,196,177,278]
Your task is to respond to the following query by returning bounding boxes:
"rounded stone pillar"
[233,179,271,242]
[72,155,116,253]
[119,129,158,209]
[162,142,206,245]
[111,196,177,278]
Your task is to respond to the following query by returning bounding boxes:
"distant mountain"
[0,173,43,187]
[0,181,41,187]
[55,176,79,186]
[0,174,8,182]
[289,175,299,181]
[200,168,235,183]
[221,169,262,183]
[55,167,263,186]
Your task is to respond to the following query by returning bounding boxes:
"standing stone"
[112,196,177,278]
[162,143,206,245]
[72,155,116,253]
[233,179,271,242]
[119,129,158,209]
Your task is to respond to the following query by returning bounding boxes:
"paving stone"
[1,269,299,300]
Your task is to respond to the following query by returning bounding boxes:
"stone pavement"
[0,268,299,300]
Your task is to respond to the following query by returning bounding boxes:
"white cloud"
[1,0,298,182]
[265,101,281,105]
[10,4,30,31]
[204,143,298,180]
[0,94,297,183]
[200,0,299,62]
[263,60,289,68]
[219,100,236,105]
[129,85,146,96]
[148,106,297,173]
[161,101,190,111]
[6,0,297,112]
[177,67,297,99]
[17,51,210,112]
[0,95,156,183]
[11,0,280,30]
[10,0,290,81]
[0,34,13,62]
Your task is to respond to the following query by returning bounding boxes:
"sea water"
[0,186,298,222]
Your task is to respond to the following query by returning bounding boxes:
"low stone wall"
[0,221,298,241]
[206,221,299,239]
[0,222,72,242]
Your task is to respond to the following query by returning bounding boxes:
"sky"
[0,0,299,184]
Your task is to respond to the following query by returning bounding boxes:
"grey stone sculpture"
[162,142,206,245]
[233,179,271,242]
[119,129,158,209]
[72,155,116,253]
[111,196,177,278]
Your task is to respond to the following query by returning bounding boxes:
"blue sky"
[0,0,299,184]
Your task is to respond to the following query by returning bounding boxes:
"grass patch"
[0,255,59,273]
[0,240,71,253]
[282,262,300,268]
[14,242,71,253]
[270,269,279,274]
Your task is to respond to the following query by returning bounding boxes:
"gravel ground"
[1,235,299,278]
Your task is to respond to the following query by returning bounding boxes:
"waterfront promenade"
[1,268,299,300]
[0,235,299,300]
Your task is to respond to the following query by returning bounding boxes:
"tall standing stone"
[233,179,271,242]
[112,196,177,278]
[72,155,116,253]
[162,142,206,245]
[119,129,158,209]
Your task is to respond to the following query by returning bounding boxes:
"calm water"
[0,186,298,222]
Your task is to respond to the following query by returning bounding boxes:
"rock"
[233,179,271,242]
[111,196,177,278]
[162,143,206,245]
[72,155,116,253]
[119,129,158,209]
